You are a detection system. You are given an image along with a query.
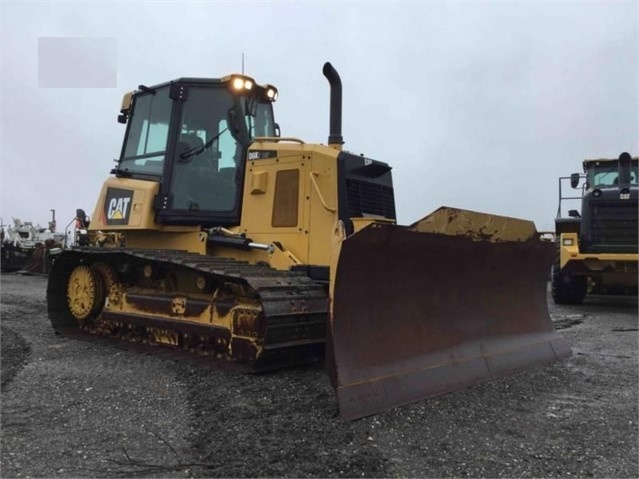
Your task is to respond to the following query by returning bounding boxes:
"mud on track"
[1,273,637,478]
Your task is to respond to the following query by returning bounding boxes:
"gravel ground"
[1,272,637,478]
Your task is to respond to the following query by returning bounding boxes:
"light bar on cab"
[222,74,278,102]
[225,74,255,91]
[263,84,279,102]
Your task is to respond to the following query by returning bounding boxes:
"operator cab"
[113,75,279,227]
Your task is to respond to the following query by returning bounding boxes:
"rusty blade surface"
[328,223,571,421]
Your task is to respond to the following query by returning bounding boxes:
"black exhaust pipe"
[618,152,632,188]
[322,62,344,147]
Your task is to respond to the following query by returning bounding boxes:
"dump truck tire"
[551,243,587,304]
[551,265,586,304]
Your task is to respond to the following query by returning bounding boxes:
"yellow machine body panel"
[87,177,205,253]
[238,140,341,268]
[411,206,538,241]
[86,142,346,269]
[90,177,160,230]
[559,232,638,287]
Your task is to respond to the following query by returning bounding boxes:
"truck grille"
[346,179,396,219]
[586,202,638,253]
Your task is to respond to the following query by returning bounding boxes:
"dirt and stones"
[1,273,637,478]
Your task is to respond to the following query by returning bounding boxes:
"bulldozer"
[552,153,638,304]
[47,63,570,420]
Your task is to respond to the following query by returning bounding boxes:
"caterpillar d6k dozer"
[48,63,570,420]
[552,153,638,304]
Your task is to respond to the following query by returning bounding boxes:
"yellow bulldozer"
[48,63,570,420]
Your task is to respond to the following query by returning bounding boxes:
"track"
[47,248,329,372]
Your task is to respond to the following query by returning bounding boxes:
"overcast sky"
[1,0,637,234]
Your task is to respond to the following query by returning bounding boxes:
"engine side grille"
[585,202,638,253]
[346,179,396,219]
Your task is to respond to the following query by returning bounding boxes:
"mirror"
[570,173,581,189]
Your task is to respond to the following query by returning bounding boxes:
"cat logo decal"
[104,187,133,225]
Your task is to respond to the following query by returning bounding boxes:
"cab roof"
[583,156,638,168]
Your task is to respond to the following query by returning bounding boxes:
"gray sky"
[1,0,637,233]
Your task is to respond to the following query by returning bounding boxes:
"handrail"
[557,175,586,219]
[310,172,336,213]
[252,137,305,144]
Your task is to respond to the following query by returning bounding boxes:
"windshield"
[119,86,172,176]
[171,86,246,212]
[588,163,639,188]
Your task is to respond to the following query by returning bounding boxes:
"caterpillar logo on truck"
[104,187,133,225]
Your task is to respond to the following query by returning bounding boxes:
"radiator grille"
[585,202,638,253]
[346,179,396,219]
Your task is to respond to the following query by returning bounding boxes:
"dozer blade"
[327,207,571,420]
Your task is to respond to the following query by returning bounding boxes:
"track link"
[47,248,328,372]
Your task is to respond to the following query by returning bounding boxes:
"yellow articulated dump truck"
[553,153,638,304]
[48,63,570,420]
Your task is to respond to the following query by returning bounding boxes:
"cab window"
[120,87,172,175]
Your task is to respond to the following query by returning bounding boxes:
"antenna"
[242,53,245,74]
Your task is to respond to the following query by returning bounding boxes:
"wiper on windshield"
[178,127,229,162]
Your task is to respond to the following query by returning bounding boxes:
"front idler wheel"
[66,265,105,322]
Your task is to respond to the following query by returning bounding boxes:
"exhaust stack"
[322,62,344,148]
[618,151,632,188]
